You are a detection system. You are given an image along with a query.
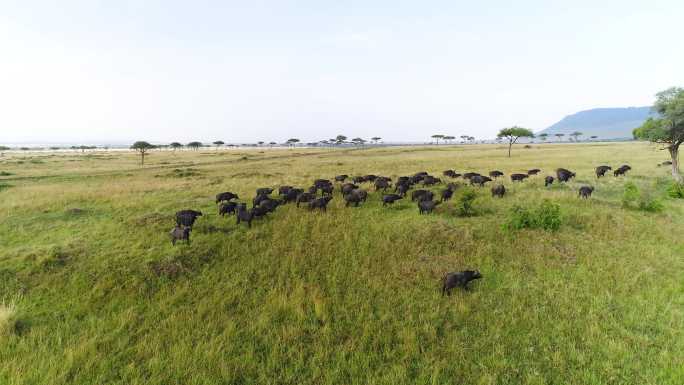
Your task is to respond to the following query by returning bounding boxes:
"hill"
[538,106,653,139]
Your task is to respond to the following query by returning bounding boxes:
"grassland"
[0,142,682,385]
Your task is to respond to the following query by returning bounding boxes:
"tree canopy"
[130,141,155,166]
[634,87,684,181]
[497,126,534,157]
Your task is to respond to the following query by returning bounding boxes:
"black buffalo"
[556,168,576,182]
[579,186,594,198]
[169,226,191,245]
[510,173,529,182]
[491,184,505,198]
[215,192,239,203]
[382,194,403,206]
[595,166,612,178]
[442,270,482,295]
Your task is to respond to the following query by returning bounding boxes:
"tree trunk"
[508,142,512,157]
[669,144,682,183]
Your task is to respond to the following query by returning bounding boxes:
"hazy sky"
[1,0,683,144]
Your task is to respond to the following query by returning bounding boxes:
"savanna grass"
[0,143,682,384]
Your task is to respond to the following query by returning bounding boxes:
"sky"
[1,0,683,145]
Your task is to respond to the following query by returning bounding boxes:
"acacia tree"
[371,136,381,144]
[443,135,455,144]
[213,140,225,150]
[170,142,183,151]
[351,137,366,146]
[187,141,202,151]
[286,138,300,148]
[570,131,583,142]
[555,133,565,142]
[497,126,534,157]
[538,133,548,142]
[634,87,684,182]
[431,134,444,144]
[131,141,155,166]
[590,135,598,140]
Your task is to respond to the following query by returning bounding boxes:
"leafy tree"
[460,135,469,143]
[468,136,475,143]
[187,141,202,151]
[335,135,347,145]
[538,133,548,142]
[431,134,444,144]
[130,141,155,166]
[286,138,300,148]
[497,126,535,157]
[555,133,565,142]
[570,131,583,141]
[213,140,225,150]
[170,142,183,151]
[634,87,684,182]
[351,137,366,146]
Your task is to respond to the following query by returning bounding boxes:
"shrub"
[0,299,18,336]
[505,199,562,231]
[455,189,478,217]
[623,182,664,213]
[666,181,684,199]
[622,182,640,208]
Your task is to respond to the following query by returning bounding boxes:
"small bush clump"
[455,189,478,217]
[0,299,18,337]
[666,181,684,199]
[622,182,664,213]
[505,199,562,231]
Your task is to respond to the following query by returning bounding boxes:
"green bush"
[455,188,478,217]
[622,182,640,208]
[623,182,664,212]
[666,181,684,199]
[505,199,562,231]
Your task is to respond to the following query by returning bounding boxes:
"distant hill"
[537,107,654,140]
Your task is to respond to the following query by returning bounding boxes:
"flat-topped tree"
[335,135,347,146]
[555,133,565,142]
[634,87,684,182]
[431,134,444,144]
[131,141,155,166]
[497,126,534,157]
[170,142,182,151]
[570,131,583,142]
[286,138,300,148]
[538,133,548,142]
[351,138,366,146]
[371,137,381,144]
[187,141,202,151]
[590,135,598,140]
[213,140,224,150]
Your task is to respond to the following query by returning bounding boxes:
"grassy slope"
[0,143,682,385]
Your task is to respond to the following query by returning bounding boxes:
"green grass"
[0,143,683,384]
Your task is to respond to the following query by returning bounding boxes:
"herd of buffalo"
[169,163,633,293]
[170,163,632,239]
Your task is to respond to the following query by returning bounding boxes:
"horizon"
[1,1,682,143]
